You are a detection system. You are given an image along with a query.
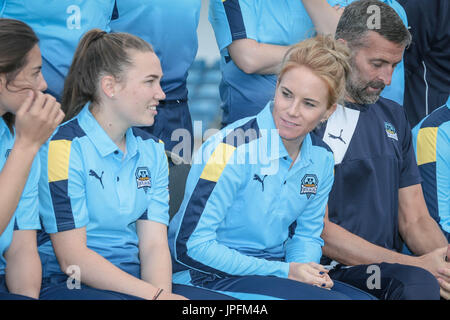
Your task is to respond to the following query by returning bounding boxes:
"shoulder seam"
[132,127,161,144]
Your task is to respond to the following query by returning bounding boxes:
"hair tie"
[92,31,107,42]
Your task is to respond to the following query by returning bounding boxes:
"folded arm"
[4,230,41,299]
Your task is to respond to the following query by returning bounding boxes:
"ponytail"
[61,29,153,121]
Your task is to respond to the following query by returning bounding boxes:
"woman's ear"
[323,103,337,122]
[100,75,116,98]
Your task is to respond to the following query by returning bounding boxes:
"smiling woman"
[272,36,350,162]
[167,35,377,300]
[37,29,232,301]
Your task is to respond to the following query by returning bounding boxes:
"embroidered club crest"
[300,174,318,199]
[135,167,151,193]
[384,122,398,141]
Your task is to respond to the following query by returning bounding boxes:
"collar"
[0,117,7,139]
[255,101,313,168]
[0,116,12,141]
[343,100,370,112]
[77,103,138,158]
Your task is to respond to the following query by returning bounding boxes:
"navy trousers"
[328,263,440,300]
[39,275,233,300]
[180,270,377,300]
[0,275,36,300]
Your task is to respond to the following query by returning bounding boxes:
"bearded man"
[313,0,450,300]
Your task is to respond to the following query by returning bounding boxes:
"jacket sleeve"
[171,136,290,278]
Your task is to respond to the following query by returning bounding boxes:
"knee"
[384,264,440,300]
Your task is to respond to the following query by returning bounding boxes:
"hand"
[156,290,189,300]
[446,244,450,262]
[416,246,450,299]
[417,246,448,277]
[14,90,65,152]
[288,262,334,289]
[437,267,450,300]
[437,244,450,300]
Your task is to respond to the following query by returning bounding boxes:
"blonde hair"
[279,35,351,109]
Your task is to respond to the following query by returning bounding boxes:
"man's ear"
[0,74,5,94]
[100,75,116,98]
[337,38,347,46]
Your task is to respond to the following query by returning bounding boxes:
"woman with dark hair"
[38,29,233,300]
[0,18,64,300]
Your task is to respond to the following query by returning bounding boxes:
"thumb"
[434,246,448,260]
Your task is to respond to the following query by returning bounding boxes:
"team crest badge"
[300,174,318,199]
[135,167,151,193]
[384,122,398,141]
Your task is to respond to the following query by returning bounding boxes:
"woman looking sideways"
[169,35,376,300]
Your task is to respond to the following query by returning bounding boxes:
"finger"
[438,277,450,290]
[40,94,57,115]
[308,262,329,274]
[308,271,332,288]
[323,274,334,289]
[47,100,62,123]
[28,91,47,115]
[438,267,450,277]
[438,278,450,300]
[16,90,35,115]
[437,268,450,282]
[54,109,65,127]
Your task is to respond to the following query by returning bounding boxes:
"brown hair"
[0,18,39,131]
[279,34,351,108]
[61,29,154,121]
[335,0,411,51]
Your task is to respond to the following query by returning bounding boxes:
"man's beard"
[346,63,385,105]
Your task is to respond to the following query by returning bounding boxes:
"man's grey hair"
[335,0,411,50]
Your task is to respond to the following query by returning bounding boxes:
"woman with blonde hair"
[168,35,375,299]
